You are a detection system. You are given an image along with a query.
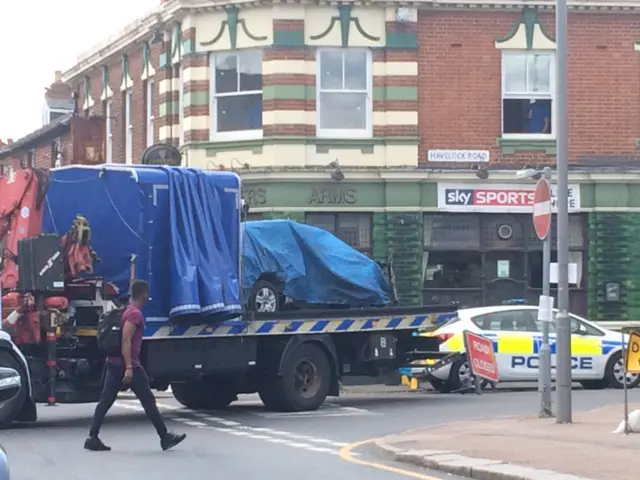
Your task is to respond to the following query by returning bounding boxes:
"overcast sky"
[1,0,159,142]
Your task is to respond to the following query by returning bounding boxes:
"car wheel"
[267,343,331,412]
[171,379,238,410]
[605,351,640,389]
[249,280,281,313]
[580,379,608,390]
[0,351,27,429]
[428,377,452,393]
[447,358,489,392]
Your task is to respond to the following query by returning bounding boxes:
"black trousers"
[89,363,168,439]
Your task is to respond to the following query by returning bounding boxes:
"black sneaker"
[161,432,186,451]
[84,436,111,451]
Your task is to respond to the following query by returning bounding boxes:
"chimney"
[45,70,73,102]
[7,138,13,144]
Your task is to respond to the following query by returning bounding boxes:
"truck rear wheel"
[0,351,27,429]
[171,379,238,410]
[265,343,331,412]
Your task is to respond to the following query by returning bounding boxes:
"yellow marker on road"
[339,438,442,480]
[625,331,640,373]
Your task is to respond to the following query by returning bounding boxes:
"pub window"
[306,213,372,253]
[424,214,480,249]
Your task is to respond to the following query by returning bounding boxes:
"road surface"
[3,388,637,479]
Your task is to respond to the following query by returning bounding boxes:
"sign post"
[533,175,554,418]
[463,331,499,394]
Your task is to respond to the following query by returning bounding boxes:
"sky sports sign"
[437,183,581,213]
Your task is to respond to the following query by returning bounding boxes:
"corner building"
[61,0,640,319]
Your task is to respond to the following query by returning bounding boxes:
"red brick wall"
[74,43,162,164]
[418,10,639,166]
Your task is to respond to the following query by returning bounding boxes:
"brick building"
[5,0,636,318]
[0,71,105,172]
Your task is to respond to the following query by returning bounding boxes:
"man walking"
[85,280,186,451]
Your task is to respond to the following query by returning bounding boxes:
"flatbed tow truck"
[0,149,457,426]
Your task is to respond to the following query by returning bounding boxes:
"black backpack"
[97,307,126,357]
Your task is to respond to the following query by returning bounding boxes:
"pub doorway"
[422,213,588,315]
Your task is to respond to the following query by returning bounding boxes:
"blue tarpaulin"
[165,168,241,317]
[42,165,242,321]
[242,220,392,307]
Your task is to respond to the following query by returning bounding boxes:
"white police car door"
[537,313,602,380]
[470,309,539,381]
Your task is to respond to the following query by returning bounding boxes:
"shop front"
[424,182,587,315]
[239,171,640,320]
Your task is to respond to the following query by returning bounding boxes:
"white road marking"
[114,400,357,456]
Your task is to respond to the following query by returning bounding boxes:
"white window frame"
[501,51,556,140]
[178,65,184,145]
[316,48,373,140]
[125,89,133,164]
[209,50,263,142]
[146,79,155,147]
[105,100,112,163]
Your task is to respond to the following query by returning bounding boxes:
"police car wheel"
[579,379,608,390]
[428,377,452,394]
[605,351,640,389]
[448,359,488,392]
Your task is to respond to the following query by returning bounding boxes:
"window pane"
[344,50,367,90]
[306,213,336,234]
[216,94,262,132]
[424,214,480,249]
[527,53,550,94]
[239,51,262,92]
[424,251,482,288]
[337,214,371,249]
[319,92,367,130]
[215,53,238,94]
[503,53,527,93]
[319,50,343,89]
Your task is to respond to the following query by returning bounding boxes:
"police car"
[423,305,639,393]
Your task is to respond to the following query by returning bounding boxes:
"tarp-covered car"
[242,220,393,312]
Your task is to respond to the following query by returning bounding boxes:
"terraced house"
[52,0,640,319]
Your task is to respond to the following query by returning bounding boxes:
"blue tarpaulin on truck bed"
[165,168,241,317]
[242,220,392,307]
[42,165,242,321]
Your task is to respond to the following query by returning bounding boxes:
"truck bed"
[143,306,457,339]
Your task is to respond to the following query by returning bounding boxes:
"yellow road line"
[339,438,442,480]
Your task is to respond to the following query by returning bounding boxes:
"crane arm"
[0,169,50,290]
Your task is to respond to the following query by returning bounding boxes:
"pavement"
[1,386,637,480]
[377,399,640,480]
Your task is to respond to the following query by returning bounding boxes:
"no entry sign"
[464,331,499,383]
[533,178,552,240]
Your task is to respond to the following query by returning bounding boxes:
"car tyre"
[171,379,238,410]
[428,376,452,394]
[267,343,331,412]
[248,279,282,313]
[0,351,28,429]
[579,379,608,390]
[605,351,640,389]
[447,358,489,393]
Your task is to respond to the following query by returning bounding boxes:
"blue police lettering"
[511,356,593,370]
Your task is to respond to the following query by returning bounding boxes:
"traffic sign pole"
[539,231,553,418]
[533,169,553,418]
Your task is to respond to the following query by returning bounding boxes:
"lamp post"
[555,0,572,424]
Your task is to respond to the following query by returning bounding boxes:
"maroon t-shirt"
[107,305,144,367]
